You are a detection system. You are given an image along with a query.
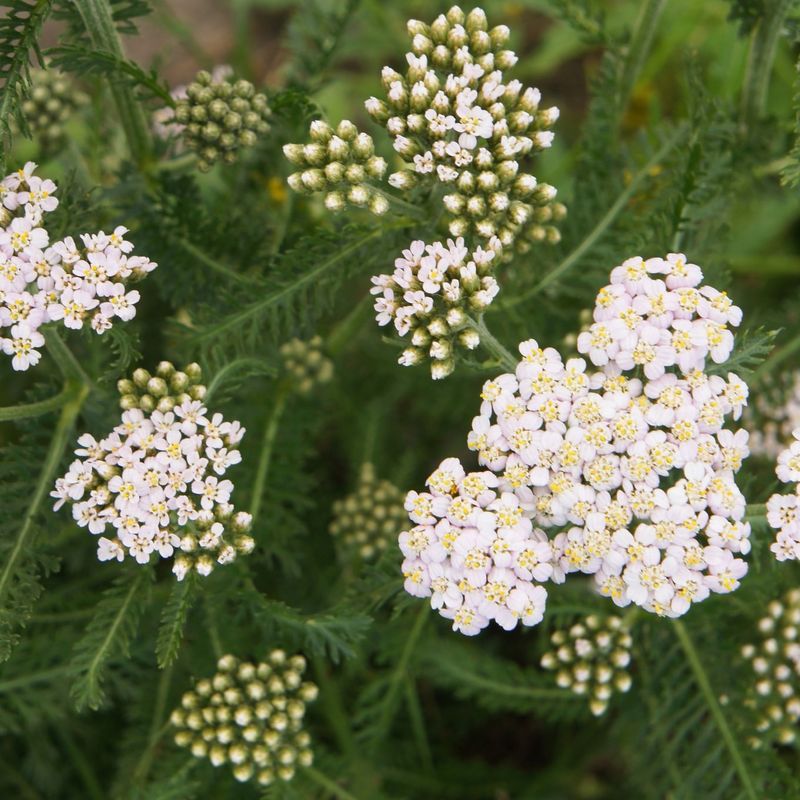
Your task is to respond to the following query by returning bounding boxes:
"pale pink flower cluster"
[51,399,254,580]
[766,429,800,562]
[745,370,800,459]
[399,457,554,635]
[577,253,742,379]
[399,253,752,632]
[0,162,156,370]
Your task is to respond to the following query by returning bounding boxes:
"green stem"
[469,315,517,372]
[404,676,433,774]
[0,382,88,635]
[156,152,197,172]
[205,596,223,659]
[312,659,357,759]
[328,294,371,356]
[673,620,759,800]
[71,0,152,166]
[500,129,684,308]
[249,385,289,522]
[304,766,363,800]
[0,663,74,692]
[751,328,800,382]
[132,665,174,785]
[270,191,295,255]
[745,503,767,523]
[175,237,262,286]
[0,385,72,422]
[367,185,428,220]
[45,328,92,387]
[54,726,104,800]
[617,0,668,120]
[740,0,793,129]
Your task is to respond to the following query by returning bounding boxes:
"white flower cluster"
[279,335,333,395]
[766,428,800,562]
[51,363,254,579]
[540,614,633,716]
[745,370,800,459]
[0,162,156,370]
[329,462,407,562]
[400,253,752,632]
[371,237,501,378]
[171,651,318,785]
[284,120,389,215]
[741,590,800,749]
[400,457,556,635]
[365,5,564,248]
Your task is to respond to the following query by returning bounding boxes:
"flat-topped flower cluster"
[172,651,317,785]
[0,162,156,370]
[51,362,254,579]
[400,253,752,634]
[766,427,800,562]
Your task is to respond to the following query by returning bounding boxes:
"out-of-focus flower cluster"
[745,370,800,460]
[399,253,752,633]
[284,120,389,215]
[279,335,334,395]
[741,590,800,749]
[766,427,800,562]
[330,463,407,562]
[51,362,254,579]
[371,237,500,378]
[0,162,156,370]
[541,614,633,716]
[172,69,270,171]
[17,67,88,151]
[366,5,564,248]
[171,651,317,785]
[400,456,555,635]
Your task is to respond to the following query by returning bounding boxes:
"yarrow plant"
[171,651,317,785]
[766,426,800,561]
[400,253,752,630]
[540,614,633,716]
[279,335,334,395]
[740,590,800,749]
[0,163,156,369]
[51,362,254,578]
[745,370,800,459]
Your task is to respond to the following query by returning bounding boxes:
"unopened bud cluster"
[18,68,88,151]
[118,360,205,414]
[174,70,270,171]
[741,590,800,749]
[330,463,407,561]
[279,336,333,395]
[365,5,564,248]
[540,614,633,716]
[172,651,318,785]
[284,120,389,215]
[51,362,254,579]
[371,237,499,378]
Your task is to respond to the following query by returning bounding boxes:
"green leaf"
[155,574,198,669]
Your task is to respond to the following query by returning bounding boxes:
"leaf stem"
[0,385,73,423]
[71,0,152,166]
[175,236,263,286]
[500,129,685,309]
[249,384,289,523]
[304,766,363,800]
[204,357,275,404]
[740,0,793,130]
[45,328,92,387]
[673,619,759,800]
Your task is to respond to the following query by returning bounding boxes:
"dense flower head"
[279,335,334,395]
[766,427,800,562]
[0,162,156,370]
[540,614,633,716]
[173,69,271,171]
[399,253,752,630]
[365,5,564,248]
[399,456,557,635]
[171,651,318,785]
[284,120,389,215]
[17,67,88,151]
[745,370,800,459]
[329,462,407,561]
[371,236,501,378]
[117,360,205,414]
[741,590,800,749]
[577,253,742,379]
[51,362,253,579]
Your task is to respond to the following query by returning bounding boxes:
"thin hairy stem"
[204,357,274,404]
[0,385,73,422]
[249,385,289,522]
[673,620,759,800]
[469,315,517,371]
[175,236,263,286]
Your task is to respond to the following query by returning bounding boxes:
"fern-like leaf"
[69,569,152,710]
[155,573,198,669]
